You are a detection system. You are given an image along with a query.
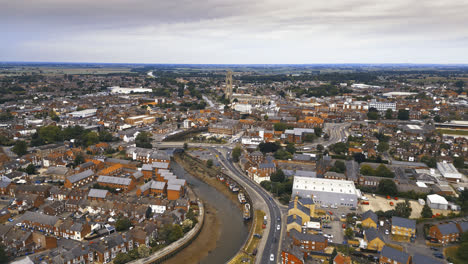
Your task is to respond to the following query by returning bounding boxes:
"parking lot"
[359,194,454,218]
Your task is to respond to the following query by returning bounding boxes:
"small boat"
[238,192,246,204]
[243,203,251,220]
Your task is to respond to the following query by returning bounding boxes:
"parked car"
[270,254,275,262]
[330,205,337,209]
[321,204,329,208]
[276,224,280,230]
[254,233,262,239]
[385,230,389,235]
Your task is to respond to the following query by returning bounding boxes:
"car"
[252,248,258,256]
[433,253,444,259]
[385,230,389,235]
[321,204,329,208]
[330,205,337,209]
[341,214,346,218]
[323,225,332,229]
[253,233,262,239]
[430,246,438,251]
[350,207,356,211]
[277,217,281,221]
[270,254,275,261]
[277,224,281,230]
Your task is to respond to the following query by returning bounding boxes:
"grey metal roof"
[141,164,153,171]
[151,181,166,190]
[67,169,94,184]
[88,188,109,198]
[152,162,169,169]
[392,216,416,230]
[345,160,359,180]
[97,175,132,186]
[133,171,143,179]
[380,245,409,263]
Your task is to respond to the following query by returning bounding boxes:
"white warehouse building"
[437,162,463,182]
[368,100,396,112]
[426,194,448,210]
[68,109,97,118]
[292,176,360,207]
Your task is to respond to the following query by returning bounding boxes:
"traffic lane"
[214,151,279,263]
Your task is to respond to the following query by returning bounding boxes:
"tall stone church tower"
[225,70,233,100]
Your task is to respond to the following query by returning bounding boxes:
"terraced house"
[96,175,135,192]
[64,169,95,188]
[391,216,416,241]
[379,246,410,264]
[429,222,460,244]
[361,210,378,229]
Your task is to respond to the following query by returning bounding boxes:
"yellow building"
[286,197,316,233]
[361,210,378,229]
[364,228,385,251]
[391,216,416,241]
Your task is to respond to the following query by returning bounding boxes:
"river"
[171,162,248,264]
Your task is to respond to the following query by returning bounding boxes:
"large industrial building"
[292,176,360,207]
[437,162,463,182]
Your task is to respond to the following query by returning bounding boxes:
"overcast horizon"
[2,0,468,64]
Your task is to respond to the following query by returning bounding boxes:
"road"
[210,147,283,264]
[302,122,350,149]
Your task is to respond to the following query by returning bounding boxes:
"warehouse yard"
[359,194,455,218]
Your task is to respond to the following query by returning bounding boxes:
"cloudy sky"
[1,0,468,64]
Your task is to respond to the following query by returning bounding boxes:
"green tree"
[421,204,433,218]
[270,169,285,183]
[183,142,188,150]
[138,245,150,258]
[232,146,241,162]
[397,109,410,120]
[25,164,36,175]
[0,245,8,264]
[434,115,441,122]
[286,143,296,154]
[375,164,394,178]
[329,248,337,264]
[360,164,375,176]
[330,142,347,155]
[421,155,437,168]
[453,156,465,169]
[12,140,28,156]
[377,142,389,153]
[377,179,398,196]
[135,131,152,149]
[304,134,317,142]
[99,130,114,142]
[317,144,324,152]
[367,107,379,120]
[206,159,213,168]
[394,200,412,218]
[331,160,346,173]
[74,153,85,167]
[168,224,183,243]
[385,109,393,119]
[353,153,366,163]
[259,142,280,154]
[273,122,288,131]
[314,127,323,137]
[83,131,99,147]
[113,253,133,264]
[115,217,132,231]
[345,227,354,239]
[274,149,293,160]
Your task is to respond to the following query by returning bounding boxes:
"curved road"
[210,148,283,264]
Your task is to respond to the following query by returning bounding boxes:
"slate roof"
[133,171,143,179]
[365,228,383,242]
[152,162,169,169]
[141,164,153,171]
[0,181,10,188]
[380,245,409,263]
[362,210,378,224]
[412,253,443,264]
[167,184,182,191]
[289,229,326,243]
[392,216,416,230]
[437,223,459,235]
[345,160,359,181]
[88,188,109,199]
[457,222,468,233]
[287,214,302,225]
[21,211,58,226]
[97,175,131,186]
[67,169,94,184]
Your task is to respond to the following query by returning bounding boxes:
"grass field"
[437,129,468,136]
[445,245,464,264]
[229,210,265,264]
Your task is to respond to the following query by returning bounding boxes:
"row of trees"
[367,108,410,121]
[360,164,395,178]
